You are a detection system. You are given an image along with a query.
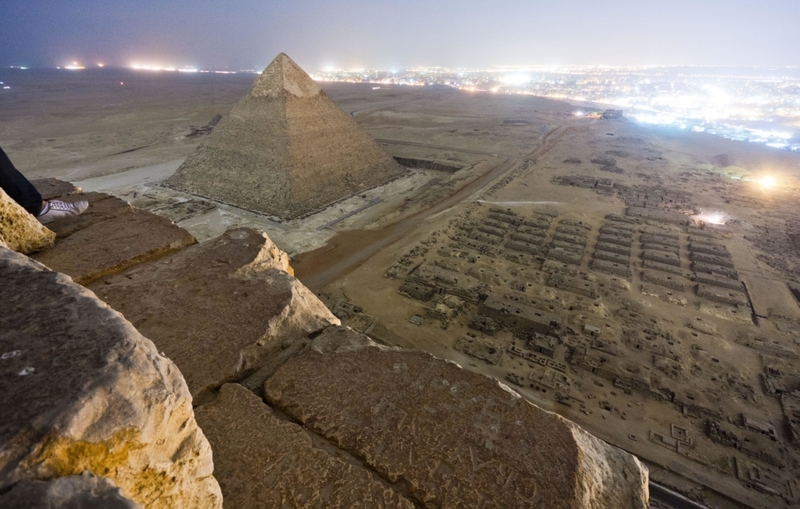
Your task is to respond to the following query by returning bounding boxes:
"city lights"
[312,64,800,152]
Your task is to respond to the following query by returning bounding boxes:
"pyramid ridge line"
[250,52,321,99]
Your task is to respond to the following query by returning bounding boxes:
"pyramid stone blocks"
[166,53,405,219]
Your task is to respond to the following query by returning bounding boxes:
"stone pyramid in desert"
[166,53,405,219]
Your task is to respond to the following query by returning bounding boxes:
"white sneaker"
[37,199,89,224]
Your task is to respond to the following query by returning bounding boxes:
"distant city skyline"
[1,0,799,70]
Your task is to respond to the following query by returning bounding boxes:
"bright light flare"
[500,73,530,86]
[757,176,777,189]
[691,210,730,226]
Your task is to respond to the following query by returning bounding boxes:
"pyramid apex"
[250,53,321,99]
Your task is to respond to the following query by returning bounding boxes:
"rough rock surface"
[166,53,405,219]
[196,383,415,508]
[265,327,649,509]
[0,473,141,509]
[31,178,80,200]
[89,227,338,400]
[43,191,133,240]
[0,187,55,254]
[32,205,196,285]
[0,247,222,509]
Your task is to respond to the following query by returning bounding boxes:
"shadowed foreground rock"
[196,383,416,508]
[265,327,649,509]
[0,187,55,254]
[0,247,222,508]
[0,473,140,509]
[89,227,339,400]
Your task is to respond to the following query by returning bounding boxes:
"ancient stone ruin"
[165,53,405,219]
[0,180,650,507]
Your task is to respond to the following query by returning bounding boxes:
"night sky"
[1,0,798,70]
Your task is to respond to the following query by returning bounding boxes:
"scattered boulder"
[196,384,415,508]
[0,187,55,254]
[0,247,222,509]
[89,228,338,400]
[265,326,649,509]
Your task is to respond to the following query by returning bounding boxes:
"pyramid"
[165,53,406,219]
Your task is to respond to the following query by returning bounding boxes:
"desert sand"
[2,67,800,508]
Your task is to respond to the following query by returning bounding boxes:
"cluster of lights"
[313,64,800,152]
[130,64,199,73]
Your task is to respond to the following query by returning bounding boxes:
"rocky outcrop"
[0,473,140,509]
[0,187,55,254]
[0,247,222,508]
[89,228,339,401]
[264,326,649,509]
[195,383,415,508]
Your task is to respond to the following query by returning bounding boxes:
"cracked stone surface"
[89,227,338,400]
[0,247,221,509]
[265,326,649,509]
[195,383,415,509]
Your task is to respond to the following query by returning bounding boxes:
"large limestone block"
[0,187,55,254]
[195,384,415,508]
[89,228,338,400]
[32,206,196,285]
[265,327,649,509]
[0,248,222,509]
[0,473,141,509]
[44,191,133,240]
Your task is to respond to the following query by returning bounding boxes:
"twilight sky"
[1,0,798,70]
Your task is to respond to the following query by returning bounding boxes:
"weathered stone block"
[0,187,55,254]
[30,178,80,200]
[89,228,338,400]
[0,248,221,509]
[195,384,414,508]
[264,327,649,509]
[33,207,196,285]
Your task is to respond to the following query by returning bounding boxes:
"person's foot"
[37,199,89,224]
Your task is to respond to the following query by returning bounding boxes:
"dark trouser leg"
[0,147,43,216]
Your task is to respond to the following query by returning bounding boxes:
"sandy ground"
[4,69,800,509]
